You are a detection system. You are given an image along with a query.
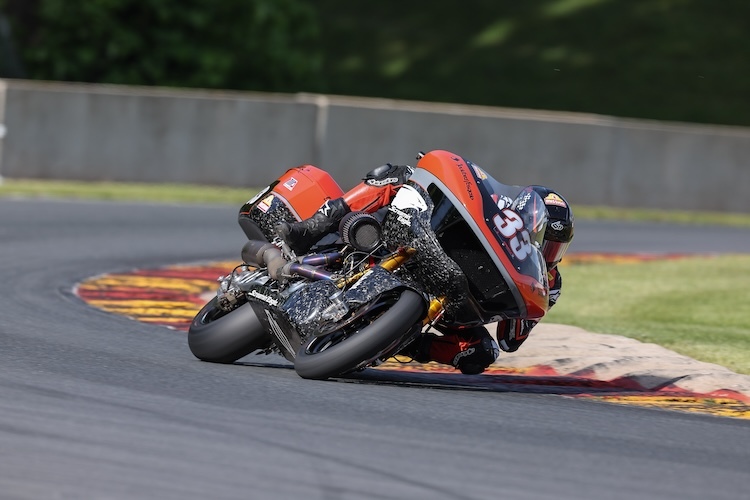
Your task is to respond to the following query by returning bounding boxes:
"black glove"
[364,163,413,186]
[497,319,536,352]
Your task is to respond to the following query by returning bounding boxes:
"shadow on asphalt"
[235,358,678,397]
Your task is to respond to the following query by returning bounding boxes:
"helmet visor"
[541,239,571,266]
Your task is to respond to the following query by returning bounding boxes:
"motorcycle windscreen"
[429,184,549,320]
[428,185,520,318]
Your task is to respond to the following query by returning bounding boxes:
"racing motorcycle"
[188,149,551,379]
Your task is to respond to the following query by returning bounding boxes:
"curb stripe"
[74,257,750,420]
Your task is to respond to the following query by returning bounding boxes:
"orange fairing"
[514,273,548,321]
[416,151,485,216]
[272,165,344,220]
[416,150,548,321]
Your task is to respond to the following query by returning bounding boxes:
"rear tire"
[188,297,270,364]
[293,290,425,380]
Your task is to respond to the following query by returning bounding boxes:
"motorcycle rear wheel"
[188,297,270,364]
[293,290,425,380]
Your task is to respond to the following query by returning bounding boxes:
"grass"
[549,255,750,375]
[4,178,750,228]
[3,178,749,374]
[572,205,750,229]
[0,178,255,205]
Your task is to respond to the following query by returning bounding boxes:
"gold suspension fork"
[423,297,446,326]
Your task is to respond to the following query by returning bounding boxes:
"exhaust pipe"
[241,240,335,282]
[241,240,289,281]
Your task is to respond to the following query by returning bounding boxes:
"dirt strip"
[497,323,750,403]
[488,322,750,403]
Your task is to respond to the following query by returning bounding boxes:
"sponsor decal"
[318,199,333,216]
[248,289,279,307]
[544,193,567,208]
[388,206,413,225]
[471,164,488,180]
[515,192,532,210]
[452,347,476,365]
[283,177,298,191]
[366,177,399,187]
[456,163,475,200]
[550,220,564,231]
[494,194,513,209]
[257,194,275,213]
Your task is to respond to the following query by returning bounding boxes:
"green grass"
[549,255,750,375]
[0,178,256,205]
[572,205,750,228]
[3,178,749,374]
[5,178,750,228]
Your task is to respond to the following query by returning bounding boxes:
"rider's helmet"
[531,186,574,269]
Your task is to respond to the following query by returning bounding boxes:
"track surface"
[1,198,749,500]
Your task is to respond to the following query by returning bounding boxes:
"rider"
[270,163,575,375]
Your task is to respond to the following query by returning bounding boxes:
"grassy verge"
[549,255,750,375]
[3,178,749,374]
[0,178,256,205]
[573,205,750,228]
[4,178,750,227]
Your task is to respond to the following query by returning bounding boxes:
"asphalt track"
[1,197,749,500]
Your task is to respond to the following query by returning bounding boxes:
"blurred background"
[3,0,749,126]
[1,0,749,211]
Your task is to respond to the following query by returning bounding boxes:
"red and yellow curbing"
[74,255,750,420]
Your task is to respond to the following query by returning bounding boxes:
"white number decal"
[493,209,523,237]
[493,209,532,260]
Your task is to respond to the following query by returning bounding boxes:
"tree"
[1,0,322,91]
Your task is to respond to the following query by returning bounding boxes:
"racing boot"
[405,327,500,375]
[275,197,350,254]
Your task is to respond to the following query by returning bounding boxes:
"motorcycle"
[188,149,551,379]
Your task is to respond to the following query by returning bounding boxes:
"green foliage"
[308,0,750,126]
[2,0,321,91]
[2,0,750,125]
[548,255,750,374]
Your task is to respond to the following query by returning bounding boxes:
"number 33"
[493,209,532,260]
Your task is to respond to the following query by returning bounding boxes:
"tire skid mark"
[74,255,750,420]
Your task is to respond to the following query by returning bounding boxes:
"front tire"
[188,297,270,364]
[293,290,425,380]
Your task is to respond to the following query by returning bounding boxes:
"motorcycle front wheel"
[293,290,425,380]
[188,297,271,364]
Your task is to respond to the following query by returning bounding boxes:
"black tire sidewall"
[188,297,270,364]
[293,290,425,379]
